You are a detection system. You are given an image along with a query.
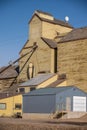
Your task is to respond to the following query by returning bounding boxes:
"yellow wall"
[0,94,22,117]
[18,38,51,82]
[42,21,72,39]
[37,74,58,89]
[56,80,67,87]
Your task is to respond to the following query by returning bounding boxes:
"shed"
[23,86,87,119]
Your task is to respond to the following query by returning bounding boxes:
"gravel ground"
[0,117,87,130]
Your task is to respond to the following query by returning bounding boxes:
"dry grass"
[0,117,87,130]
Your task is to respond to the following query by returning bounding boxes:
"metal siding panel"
[56,87,87,112]
[23,95,55,113]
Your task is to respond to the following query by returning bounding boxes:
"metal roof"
[23,86,76,96]
[59,27,87,43]
[19,73,55,87]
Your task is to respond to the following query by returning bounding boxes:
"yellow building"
[0,93,22,117]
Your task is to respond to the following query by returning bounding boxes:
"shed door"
[66,97,71,111]
[73,96,86,112]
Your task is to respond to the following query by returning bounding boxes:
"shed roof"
[23,86,76,96]
[0,65,19,79]
[41,37,57,48]
[19,73,55,87]
[59,27,87,43]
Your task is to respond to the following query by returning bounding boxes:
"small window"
[0,103,6,110]
[30,87,35,91]
[15,104,22,110]
[20,88,25,92]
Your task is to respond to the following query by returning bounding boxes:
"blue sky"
[0,0,87,67]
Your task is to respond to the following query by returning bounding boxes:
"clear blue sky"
[0,0,87,67]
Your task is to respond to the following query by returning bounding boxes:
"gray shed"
[23,86,87,119]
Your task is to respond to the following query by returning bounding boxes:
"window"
[20,88,25,93]
[30,87,36,91]
[0,103,6,110]
[15,104,22,110]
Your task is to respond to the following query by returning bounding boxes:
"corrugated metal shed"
[23,86,87,115]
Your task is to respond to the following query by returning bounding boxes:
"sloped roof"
[41,37,57,48]
[41,17,73,28]
[0,66,19,79]
[23,86,76,96]
[0,92,22,99]
[36,10,53,17]
[19,73,55,87]
[59,27,87,43]
[47,74,66,87]
[29,10,73,28]
[47,79,66,88]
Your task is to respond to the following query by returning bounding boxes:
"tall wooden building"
[58,27,87,91]
[16,10,72,91]
[0,10,87,92]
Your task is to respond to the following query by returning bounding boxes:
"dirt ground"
[0,116,87,130]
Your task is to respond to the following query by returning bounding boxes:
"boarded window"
[0,103,6,110]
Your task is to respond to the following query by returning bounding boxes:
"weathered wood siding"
[18,15,73,82]
[58,39,87,91]
[18,38,51,82]
[42,21,72,39]
[0,78,16,91]
[29,16,42,40]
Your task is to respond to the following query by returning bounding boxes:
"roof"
[0,92,22,99]
[35,10,53,17]
[47,75,66,88]
[0,65,19,79]
[59,27,87,43]
[46,79,66,88]
[29,10,73,28]
[41,37,57,48]
[19,73,55,87]
[46,74,66,87]
[23,86,76,96]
